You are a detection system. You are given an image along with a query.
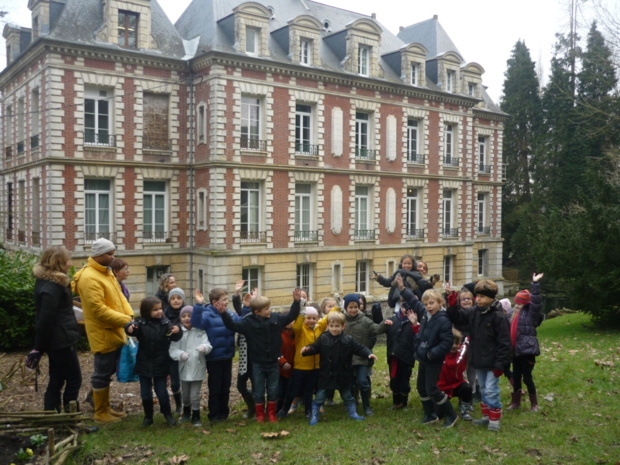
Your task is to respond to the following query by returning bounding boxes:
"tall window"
[118,10,139,48]
[242,267,260,293]
[85,179,111,241]
[477,192,489,235]
[241,97,261,150]
[295,184,315,241]
[411,63,418,86]
[300,39,312,65]
[31,89,40,148]
[356,261,369,293]
[144,93,170,150]
[358,45,369,76]
[354,185,372,240]
[478,249,488,276]
[332,264,341,293]
[18,180,25,241]
[197,190,207,230]
[85,88,111,146]
[295,104,313,154]
[446,70,455,92]
[32,178,40,245]
[478,136,490,173]
[407,119,420,163]
[469,82,477,96]
[355,112,370,158]
[240,181,261,241]
[444,124,454,162]
[146,265,169,297]
[443,255,454,283]
[143,181,167,242]
[406,187,421,238]
[6,183,13,239]
[5,105,13,153]
[296,264,311,297]
[197,104,206,143]
[442,189,456,237]
[17,98,24,154]
[246,27,259,55]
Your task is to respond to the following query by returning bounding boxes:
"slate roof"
[397,16,461,59]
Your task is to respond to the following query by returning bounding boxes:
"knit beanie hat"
[462,282,477,295]
[514,290,531,305]
[499,298,512,313]
[91,238,115,257]
[180,305,193,316]
[168,287,186,302]
[343,293,360,310]
[305,307,318,316]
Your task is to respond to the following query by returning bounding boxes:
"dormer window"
[411,63,418,86]
[300,39,312,65]
[446,70,455,92]
[118,10,139,48]
[358,45,370,76]
[246,27,260,55]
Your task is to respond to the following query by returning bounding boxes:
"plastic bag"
[117,338,139,382]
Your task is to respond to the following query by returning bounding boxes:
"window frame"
[84,179,112,242]
[478,249,488,276]
[84,88,112,146]
[358,45,369,76]
[295,104,313,154]
[355,112,370,157]
[294,183,315,241]
[300,39,312,65]
[354,185,371,239]
[444,123,454,161]
[442,189,454,236]
[477,192,489,235]
[446,70,455,92]
[240,181,262,241]
[406,119,420,163]
[443,255,454,284]
[406,187,421,238]
[241,96,261,150]
[356,260,369,294]
[246,27,260,55]
[146,265,170,297]
[118,10,139,49]
[197,103,206,144]
[411,63,418,86]
[242,267,261,294]
[296,263,312,298]
[143,180,168,242]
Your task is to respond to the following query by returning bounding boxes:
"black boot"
[360,390,373,416]
[439,396,458,428]
[163,411,177,426]
[191,410,202,427]
[421,398,438,424]
[142,400,154,427]
[242,393,256,419]
[85,389,94,408]
[390,393,404,410]
[179,406,191,424]
[173,391,182,415]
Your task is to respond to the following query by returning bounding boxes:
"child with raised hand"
[231,280,255,419]
[447,279,510,432]
[301,311,378,425]
[126,297,182,427]
[165,287,186,414]
[169,306,212,426]
[342,293,382,416]
[506,273,545,412]
[217,289,301,423]
[191,287,240,423]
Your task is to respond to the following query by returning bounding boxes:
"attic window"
[322,20,331,32]
[118,10,139,48]
[446,70,455,93]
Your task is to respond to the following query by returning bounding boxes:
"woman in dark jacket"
[32,245,82,412]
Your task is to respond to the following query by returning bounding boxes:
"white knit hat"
[91,238,115,257]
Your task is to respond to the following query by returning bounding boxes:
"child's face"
[170,294,184,309]
[213,295,229,308]
[514,304,524,312]
[327,321,344,336]
[346,301,360,317]
[304,314,318,328]
[150,303,163,319]
[180,312,192,329]
[401,258,414,270]
[460,292,474,309]
[417,261,428,274]
[324,300,336,313]
[451,341,461,353]
[476,295,494,308]
[424,297,442,315]
[255,306,272,318]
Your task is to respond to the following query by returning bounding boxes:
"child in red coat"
[437,328,473,421]
[278,322,296,412]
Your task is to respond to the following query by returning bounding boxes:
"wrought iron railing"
[241,137,267,151]
[407,153,425,164]
[294,230,319,242]
[405,228,425,239]
[355,148,377,160]
[295,143,320,156]
[353,229,376,241]
[84,132,116,147]
[443,156,460,167]
[442,228,459,238]
[240,230,267,243]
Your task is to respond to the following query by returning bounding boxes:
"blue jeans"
[314,388,355,406]
[476,369,502,409]
[252,361,280,403]
[139,375,171,414]
[353,365,371,392]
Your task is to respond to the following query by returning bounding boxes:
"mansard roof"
[397,16,461,60]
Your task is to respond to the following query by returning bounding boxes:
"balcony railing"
[5,146,12,158]
[241,137,267,151]
[143,230,170,243]
[441,228,460,238]
[478,163,491,174]
[295,143,319,156]
[353,229,376,241]
[443,156,460,167]
[405,228,425,239]
[31,134,40,149]
[294,230,319,242]
[407,153,426,164]
[240,230,267,243]
[84,231,115,243]
[477,226,491,236]
[17,141,25,155]
[84,132,116,147]
[143,137,171,151]
[355,148,377,160]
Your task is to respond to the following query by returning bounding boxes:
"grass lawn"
[68,312,619,465]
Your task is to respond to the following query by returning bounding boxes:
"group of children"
[125,258,545,432]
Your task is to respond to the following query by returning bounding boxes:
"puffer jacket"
[72,257,134,353]
[33,265,81,352]
[127,317,182,378]
[414,309,453,365]
[447,301,510,371]
[302,332,371,391]
[513,281,544,357]
[344,311,381,366]
[169,326,212,381]
[190,303,239,361]
[291,313,329,370]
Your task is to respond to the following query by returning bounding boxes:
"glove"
[196,345,208,354]
[25,350,42,370]
[180,352,190,361]
[447,291,459,308]
[492,369,503,378]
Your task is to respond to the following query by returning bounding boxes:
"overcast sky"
[2,0,612,103]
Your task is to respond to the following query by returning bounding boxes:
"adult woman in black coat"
[32,246,82,412]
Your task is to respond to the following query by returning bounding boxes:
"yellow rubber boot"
[93,387,121,423]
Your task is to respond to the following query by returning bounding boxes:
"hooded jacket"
[33,265,81,352]
[127,316,182,378]
[71,257,134,354]
[169,326,212,381]
[513,281,544,357]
